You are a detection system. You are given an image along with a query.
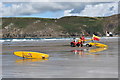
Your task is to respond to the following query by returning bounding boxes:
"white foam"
[101,37,119,39]
[0,38,73,42]
[0,37,119,42]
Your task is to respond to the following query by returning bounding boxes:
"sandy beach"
[2,37,118,78]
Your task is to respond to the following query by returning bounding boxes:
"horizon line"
[0,13,119,19]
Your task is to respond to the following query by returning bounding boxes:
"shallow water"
[1,38,118,78]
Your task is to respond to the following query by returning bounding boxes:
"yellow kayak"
[14,51,49,59]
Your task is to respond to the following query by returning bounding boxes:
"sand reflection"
[15,58,48,63]
[72,47,108,56]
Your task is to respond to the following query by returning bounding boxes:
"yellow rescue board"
[14,51,49,59]
[88,42,108,48]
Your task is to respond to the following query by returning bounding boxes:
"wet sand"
[2,38,118,78]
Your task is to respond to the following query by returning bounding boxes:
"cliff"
[1,14,119,38]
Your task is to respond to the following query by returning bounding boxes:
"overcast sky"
[1,0,119,18]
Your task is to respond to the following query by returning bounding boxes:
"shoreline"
[0,37,119,42]
[2,37,118,54]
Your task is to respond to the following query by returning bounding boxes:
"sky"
[1,0,120,18]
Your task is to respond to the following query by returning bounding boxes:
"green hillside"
[1,14,119,38]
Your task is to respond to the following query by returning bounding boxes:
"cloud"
[2,3,39,16]
[2,2,86,16]
[1,0,120,2]
[64,2,118,17]
[1,2,119,17]
[0,3,2,16]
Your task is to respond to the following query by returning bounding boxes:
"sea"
[0,37,118,42]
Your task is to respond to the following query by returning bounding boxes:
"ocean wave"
[0,38,73,42]
[0,37,119,42]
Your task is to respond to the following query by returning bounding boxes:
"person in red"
[77,35,85,47]
[81,35,85,43]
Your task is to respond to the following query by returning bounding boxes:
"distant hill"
[1,14,119,38]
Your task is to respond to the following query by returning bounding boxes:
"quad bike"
[70,41,92,47]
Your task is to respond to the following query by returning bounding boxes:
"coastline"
[2,37,118,55]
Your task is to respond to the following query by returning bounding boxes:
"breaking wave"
[0,37,118,42]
